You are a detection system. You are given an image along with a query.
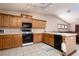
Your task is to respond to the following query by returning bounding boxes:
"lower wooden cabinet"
[14,35,22,47]
[0,36,3,49]
[0,34,22,49]
[43,34,54,47]
[3,35,12,49]
[48,34,54,46]
[43,34,49,44]
[33,34,43,43]
[11,36,15,48]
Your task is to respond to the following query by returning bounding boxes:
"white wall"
[70,20,79,31]
[0,10,70,32]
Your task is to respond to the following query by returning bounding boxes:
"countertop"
[0,32,77,36]
[44,32,77,36]
[0,32,43,35]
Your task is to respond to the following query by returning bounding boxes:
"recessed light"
[67,10,71,13]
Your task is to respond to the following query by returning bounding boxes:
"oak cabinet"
[11,35,15,48]
[47,34,54,46]
[22,18,32,23]
[9,16,22,28]
[0,15,4,27]
[43,34,54,46]
[9,16,18,28]
[0,14,10,27]
[22,14,32,23]
[3,35,12,49]
[43,34,49,44]
[33,34,43,43]
[17,17,22,28]
[0,34,22,49]
[32,19,46,29]
[3,15,10,27]
[14,34,22,47]
[0,13,22,28]
[0,36,3,49]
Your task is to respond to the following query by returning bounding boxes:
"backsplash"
[4,29,21,33]
[32,29,45,33]
[0,28,45,33]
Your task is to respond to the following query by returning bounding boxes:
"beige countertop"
[0,31,77,36]
[44,32,77,36]
[0,32,43,35]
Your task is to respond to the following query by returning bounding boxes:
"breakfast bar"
[44,32,77,56]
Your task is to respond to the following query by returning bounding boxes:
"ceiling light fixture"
[67,10,71,13]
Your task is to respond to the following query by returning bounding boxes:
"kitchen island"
[44,32,77,56]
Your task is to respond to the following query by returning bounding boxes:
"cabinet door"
[32,19,46,29]
[3,35,12,49]
[17,17,22,28]
[32,19,37,28]
[33,34,42,43]
[3,15,10,27]
[9,16,18,28]
[40,21,46,28]
[10,35,15,48]
[0,36,3,49]
[0,14,4,27]
[43,34,49,44]
[48,35,54,46]
[43,34,54,46]
[14,35,22,47]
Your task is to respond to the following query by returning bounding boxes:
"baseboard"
[67,50,77,56]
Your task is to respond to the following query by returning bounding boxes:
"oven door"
[22,33,33,43]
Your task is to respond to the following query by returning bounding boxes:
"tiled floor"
[0,43,79,56]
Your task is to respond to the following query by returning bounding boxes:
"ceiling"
[0,3,79,23]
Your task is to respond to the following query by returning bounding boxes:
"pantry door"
[75,25,79,44]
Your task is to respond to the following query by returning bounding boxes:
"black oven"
[22,22,33,44]
[22,23,32,32]
[22,33,33,43]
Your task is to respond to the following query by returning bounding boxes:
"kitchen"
[0,3,78,56]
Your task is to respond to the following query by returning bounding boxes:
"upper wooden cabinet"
[21,14,32,19]
[0,14,4,27]
[21,14,32,23]
[9,16,22,28]
[22,17,32,23]
[0,13,46,28]
[32,19,46,29]
[0,14,10,27]
[3,15,10,27]
[0,13,22,28]
[9,16,18,28]
[17,17,22,28]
